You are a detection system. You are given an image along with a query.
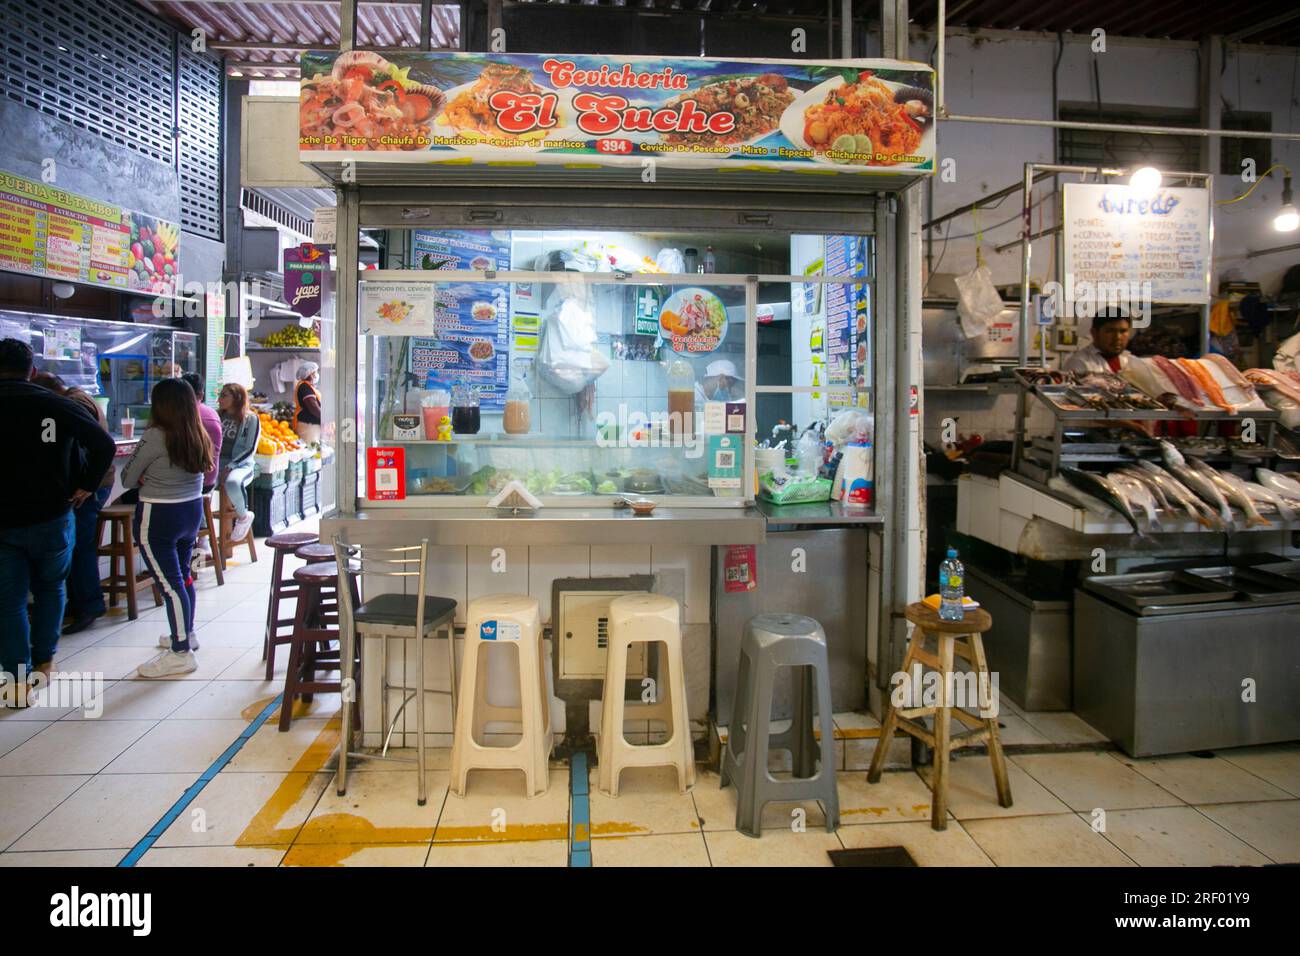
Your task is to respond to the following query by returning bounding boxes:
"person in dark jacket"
[0,339,115,706]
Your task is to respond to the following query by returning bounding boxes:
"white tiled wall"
[358,543,714,745]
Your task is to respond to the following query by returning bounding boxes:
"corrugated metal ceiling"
[136,1,460,74]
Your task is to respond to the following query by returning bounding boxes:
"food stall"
[949,170,1300,755]
[0,310,199,485]
[247,45,931,749]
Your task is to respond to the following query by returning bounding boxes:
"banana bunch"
[260,325,320,348]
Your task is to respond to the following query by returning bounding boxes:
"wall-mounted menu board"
[0,170,181,296]
[1062,183,1210,305]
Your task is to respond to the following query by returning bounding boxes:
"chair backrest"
[331,535,430,632]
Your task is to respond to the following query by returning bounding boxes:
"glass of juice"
[451,383,480,435]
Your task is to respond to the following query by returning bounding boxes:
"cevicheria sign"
[298,51,934,175]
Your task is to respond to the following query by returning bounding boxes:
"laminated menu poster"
[0,170,180,296]
[299,51,934,175]
[1062,183,1210,305]
[408,280,511,410]
[360,282,436,336]
[412,229,510,271]
[824,235,870,403]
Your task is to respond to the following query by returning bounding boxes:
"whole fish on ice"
[1158,441,1234,529]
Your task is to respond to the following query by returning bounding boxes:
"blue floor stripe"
[117,694,284,867]
[569,752,591,867]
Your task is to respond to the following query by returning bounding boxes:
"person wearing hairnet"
[695,358,745,404]
[293,361,323,443]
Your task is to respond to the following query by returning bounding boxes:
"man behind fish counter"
[1064,312,1134,375]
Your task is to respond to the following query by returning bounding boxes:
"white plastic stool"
[450,594,553,797]
[598,593,695,796]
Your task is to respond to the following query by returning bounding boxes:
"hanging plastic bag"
[537,293,610,394]
[954,264,1004,338]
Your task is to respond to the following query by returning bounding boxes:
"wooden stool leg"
[280,587,313,732]
[931,631,954,831]
[205,497,224,586]
[105,518,120,610]
[867,628,923,783]
[967,633,1013,808]
[263,549,284,663]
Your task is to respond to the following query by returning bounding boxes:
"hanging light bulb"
[1129,166,1162,198]
[1274,176,1299,232]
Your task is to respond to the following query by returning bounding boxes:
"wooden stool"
[97,504,162,621]
[279,560,357,731]
[867,602,1012,831]
[261,532,320,680]
[218,483,258,565]
[293,542,335,564]
[190,491,224,586]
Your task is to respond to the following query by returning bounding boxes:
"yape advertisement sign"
[299,51,934,174]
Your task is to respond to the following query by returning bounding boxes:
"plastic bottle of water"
[939,548,965,621]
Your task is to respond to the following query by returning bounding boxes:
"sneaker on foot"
[231,512,255,543]
[137,650,197,679]
[157,633,200,651]
[196,535,212,556]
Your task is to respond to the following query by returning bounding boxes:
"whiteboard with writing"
[1062,183,1210,305]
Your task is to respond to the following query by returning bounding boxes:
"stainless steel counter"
[757,499,883,526]
[322,506,767,546]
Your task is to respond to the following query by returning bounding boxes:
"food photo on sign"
[298,51,934,175]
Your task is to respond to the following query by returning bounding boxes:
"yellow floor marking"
[232,710,566,864]
[589,821,649,838]
[432,822,568,844]
[240,696,319,722]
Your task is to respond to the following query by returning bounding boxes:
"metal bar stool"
[261,532,320,679]
[97,504,162,621]
[868,602,1012,831]
[333,537,458,806]
[279,559,357,732]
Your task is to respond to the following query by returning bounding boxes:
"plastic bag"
[824,409,874,447]
[794,431,824,476]
[655,248,685,273]
[537,295,610,394]
[954,265,1004,338]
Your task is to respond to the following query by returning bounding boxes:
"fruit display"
[258,325,320,349]
[270,401,294,424]
[126,213,179,296]
[257,412,303,456]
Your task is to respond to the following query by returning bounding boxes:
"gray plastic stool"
[720,613,839,838]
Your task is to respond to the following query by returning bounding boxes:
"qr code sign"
[716,449,735,469]
[374,469,399,491]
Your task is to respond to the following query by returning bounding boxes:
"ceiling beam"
[1225,8,1300,43]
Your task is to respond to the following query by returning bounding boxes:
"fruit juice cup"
[421,390,451,440]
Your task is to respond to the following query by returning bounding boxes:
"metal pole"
[995,223,1061,254]
[420,0,433,50]
[339,0,357,52]
[1246,240,1300,260]
[1202,175,1214,356]
[335,188,360,514]
[841,0,853,57]
[1019,161,1032,367]
[934,0,945,117]
[942,112,1300,142]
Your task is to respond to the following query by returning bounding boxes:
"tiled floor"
[2,524,1298,867]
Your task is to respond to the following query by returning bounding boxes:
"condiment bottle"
[702,246,716,274]
[683,248,699,274]
[503,376,531,434]
[667,358,695,438]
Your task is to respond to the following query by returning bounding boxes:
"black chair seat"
[354,593,457,628]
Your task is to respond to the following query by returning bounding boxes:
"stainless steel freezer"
[1073,587,1300,757]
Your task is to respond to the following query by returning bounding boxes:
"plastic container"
[702,245,716,274]
[503,377,531,434]
[451,381,480,435]
[667,359,695,438]
[421,389,451,440]
[939,548,965,621]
